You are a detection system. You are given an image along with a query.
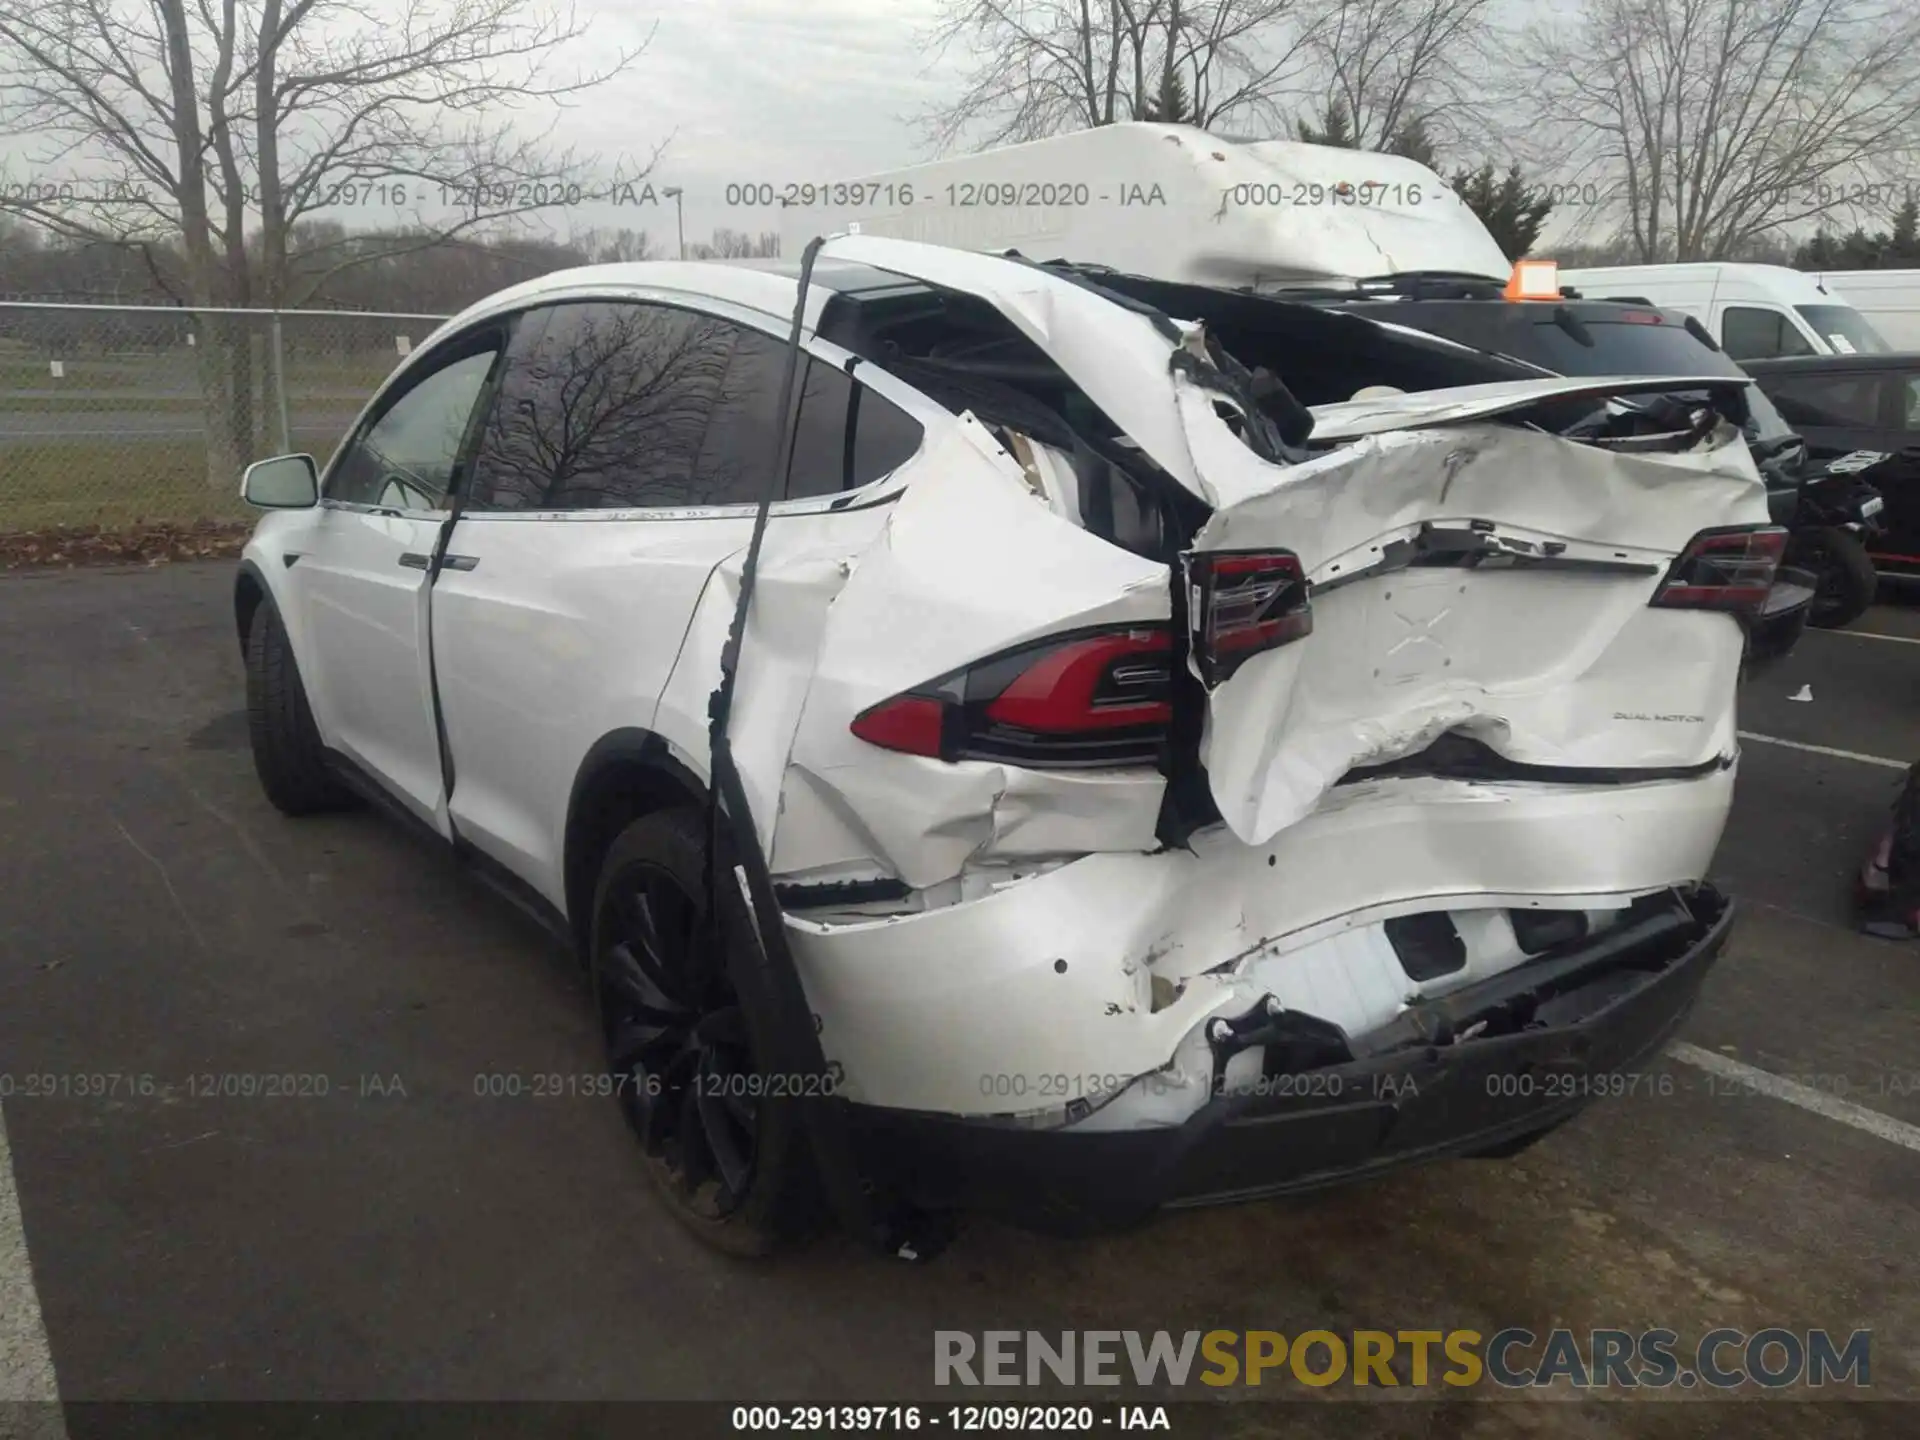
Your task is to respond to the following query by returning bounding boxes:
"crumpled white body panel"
[1181,397,1768,845]
[676,238,1768,1115]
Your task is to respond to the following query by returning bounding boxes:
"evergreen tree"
[1385,118,1438,169]
[1450,161,1555,261]
[1139,69,1193,124]
[1889,198,1920,263]
[1296,101,1355,148]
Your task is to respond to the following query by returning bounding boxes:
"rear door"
[285,330,504,830]
[428,297,929,907]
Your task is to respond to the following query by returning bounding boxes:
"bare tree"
[1297,0,1498,153]
[1522,0,1920,262]
[919,1,1319,152]
[0,0,658,484]
[576,227,659,264]
[686,228,779,260]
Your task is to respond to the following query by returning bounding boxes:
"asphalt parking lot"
[1,561,1916,1436]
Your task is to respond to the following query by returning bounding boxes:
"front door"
[286,334,504,831]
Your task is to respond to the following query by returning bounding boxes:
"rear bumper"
[843,884,1732,1234]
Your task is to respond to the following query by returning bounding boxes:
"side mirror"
[241,454,319,509]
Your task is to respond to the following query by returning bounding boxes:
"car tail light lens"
[849,627,1173,769]
[1650,525,1788,617]
[1184,549,1313,687]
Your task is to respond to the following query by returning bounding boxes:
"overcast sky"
[0,0,1609,254]
[531,0,955,246]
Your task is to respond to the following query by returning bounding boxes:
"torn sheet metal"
[1301,373,1755,443]
[698,236,1768,889]
[1181,399,1766,845]
[786,764,1733,1115]
[661,408,1172,893]
[818,234,1208,495]
[770,414,1170,888]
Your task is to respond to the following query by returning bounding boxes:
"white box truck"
[775,122,1512,290]
[1556,262,1891,360]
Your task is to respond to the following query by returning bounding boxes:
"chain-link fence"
[0,302,450,533]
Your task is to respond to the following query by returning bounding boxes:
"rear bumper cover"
[844,884,1732,1233]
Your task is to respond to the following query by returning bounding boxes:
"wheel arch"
[562,728,710,960]
[234,558,274,656]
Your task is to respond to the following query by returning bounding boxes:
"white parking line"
[1737,731,1909,770]
[1669,1043,1920,1156]
[0,1109,63,1409]
[1818,627,1920,646]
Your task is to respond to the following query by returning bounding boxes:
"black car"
[1745,352,1920,579]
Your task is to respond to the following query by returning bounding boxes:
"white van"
[1818,270,1920,349]
[1556,263,1889,360]
[775,122,1512,291]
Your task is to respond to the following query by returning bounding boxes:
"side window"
[849,377,926,488]
[1761,373,1889,429]
[1722,306,1815,361]
[693,329,790,503]
[464,300,742,511]
[1902,375,1920,430]
[786,359,926,500]
[325,344,499,509]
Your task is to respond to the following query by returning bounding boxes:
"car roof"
[1743,352,1920,375]
[433,256,931,337]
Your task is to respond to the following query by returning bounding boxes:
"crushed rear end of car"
[708,238,1770,1233]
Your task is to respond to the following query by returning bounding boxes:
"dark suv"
[1745,352,1920,579]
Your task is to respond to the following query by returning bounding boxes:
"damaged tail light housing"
[1650,525,1788,617]
[850,626,1173,769]
[1184,549,1313,687]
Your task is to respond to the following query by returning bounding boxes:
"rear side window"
[786,359,925,500]
[1760,372,1891,429]
[1722,307,1816,361]
[465,300,745,511]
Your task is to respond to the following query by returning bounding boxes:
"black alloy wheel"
[595,854,760,1219]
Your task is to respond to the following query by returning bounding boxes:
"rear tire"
[589,806,820,1256]
[1792,526,1877,629]
[245,601,352,815]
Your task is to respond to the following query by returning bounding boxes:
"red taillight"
[1184,549,1313,687]
[849,627,1173,769]
[848,694,946,757]
[1650,526,1788,617]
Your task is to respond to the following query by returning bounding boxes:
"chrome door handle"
[399,552,429,570]
[442,554,480,571]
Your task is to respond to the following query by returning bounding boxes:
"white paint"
[1669,1043,1920,1155]
[1737,731,1908,770]
[1788,684,1813,701]
[394,334,412,356]
[1188,397,1761,846]
[46,360,62,379]
[789,771,1732,1114]
[0,1109,64,1409]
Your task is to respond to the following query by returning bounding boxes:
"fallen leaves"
[0,519,252,570]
